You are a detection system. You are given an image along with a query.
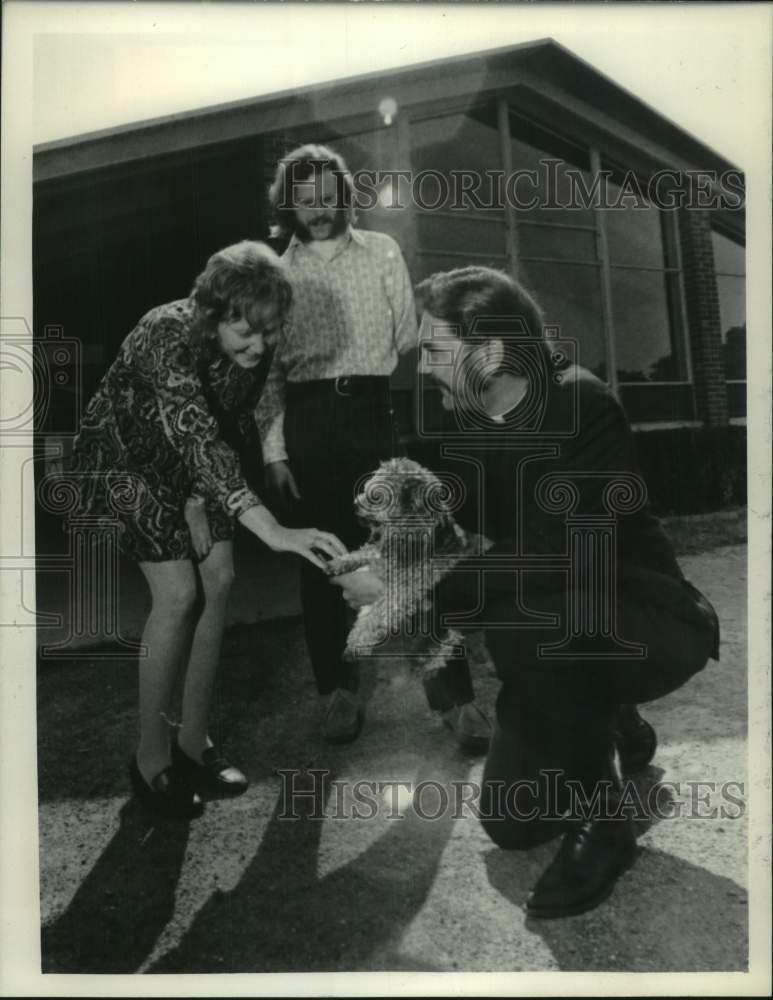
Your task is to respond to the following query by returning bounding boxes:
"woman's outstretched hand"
[266,525,347,570]
[238,504,346,569]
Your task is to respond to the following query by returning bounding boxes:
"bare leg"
[178,540,234,762]
[136,559,198,784]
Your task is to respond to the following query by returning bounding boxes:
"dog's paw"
[326,545,381,578]
[326,555,370,578]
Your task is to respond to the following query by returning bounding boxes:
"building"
[33,38,746,514]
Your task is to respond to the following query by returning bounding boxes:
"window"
[605,172,689,386]
[402,105,707,426]
[410,105,507,281]
[508,114,596,226]
[409,107,697,423]
[711,228,746,383]
[712,226,745,419]
[509,113,606,377]
[518,260,607,376]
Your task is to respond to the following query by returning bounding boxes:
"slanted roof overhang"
[34,38,741,184]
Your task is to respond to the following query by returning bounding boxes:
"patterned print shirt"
[73,299,263,521]
[256,227,418,463]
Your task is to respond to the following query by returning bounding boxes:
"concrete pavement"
[36,538,749,974]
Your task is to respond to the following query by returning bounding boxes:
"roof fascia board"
[32,39,548,149]
[33,58,530,183]
[33,39,741,191]
[513,70,738,179]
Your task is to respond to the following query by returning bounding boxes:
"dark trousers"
[422,656,476,711]
[284,379,477,702]
[477,574,719,849]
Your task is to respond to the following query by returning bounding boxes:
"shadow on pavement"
[36,544,747,974]
[41,799,192,973]
[484,841,747,971]
[148,754,468,973]
[38,618,476,972]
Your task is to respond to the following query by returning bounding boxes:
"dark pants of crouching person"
[284,376,476,705]
[479,571,719,853]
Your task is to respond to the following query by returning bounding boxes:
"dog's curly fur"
[325,458,492,675]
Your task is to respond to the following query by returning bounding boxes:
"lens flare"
[377,181,397,209]
[378,96,398,126]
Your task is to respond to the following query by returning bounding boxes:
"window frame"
[710,221,746,388]
[303,102,700,425]
[500,108,696,416]
[600,158,693,390]
[409,102,510,274]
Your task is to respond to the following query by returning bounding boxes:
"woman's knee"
[140,560,198,617]
[199,560,235,599]
[153,576,198,618]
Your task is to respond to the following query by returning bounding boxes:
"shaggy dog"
[325,458,492,675]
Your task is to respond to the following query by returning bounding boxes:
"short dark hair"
[415,266,548,373]
[189,240,292,348]
[268,143,356,239]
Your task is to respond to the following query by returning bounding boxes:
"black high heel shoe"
[129,755,204,818]
[172,741,249,796]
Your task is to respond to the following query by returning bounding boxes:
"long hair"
[268,143,357,239]
[189,240,292,353]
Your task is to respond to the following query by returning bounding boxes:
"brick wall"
[678,207,729,426]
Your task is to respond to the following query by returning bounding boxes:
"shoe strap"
[200,747,230,770]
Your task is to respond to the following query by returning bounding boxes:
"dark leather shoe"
[323,689,364,745]
[441,701,492,754]
[172,742,249,796]
[526,817,637,919]
[613,704,658,774]
[129,755,204,819]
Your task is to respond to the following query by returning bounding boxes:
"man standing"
[257,144,490,747]
[335,266,719,916]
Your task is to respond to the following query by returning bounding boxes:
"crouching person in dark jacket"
[333,266,719,919]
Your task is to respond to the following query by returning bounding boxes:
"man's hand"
[264,459,301,510]
[330,568,385,609]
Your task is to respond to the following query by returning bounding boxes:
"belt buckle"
[335,376,352,396]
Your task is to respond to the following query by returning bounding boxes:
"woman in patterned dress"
[71,241,345,817]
